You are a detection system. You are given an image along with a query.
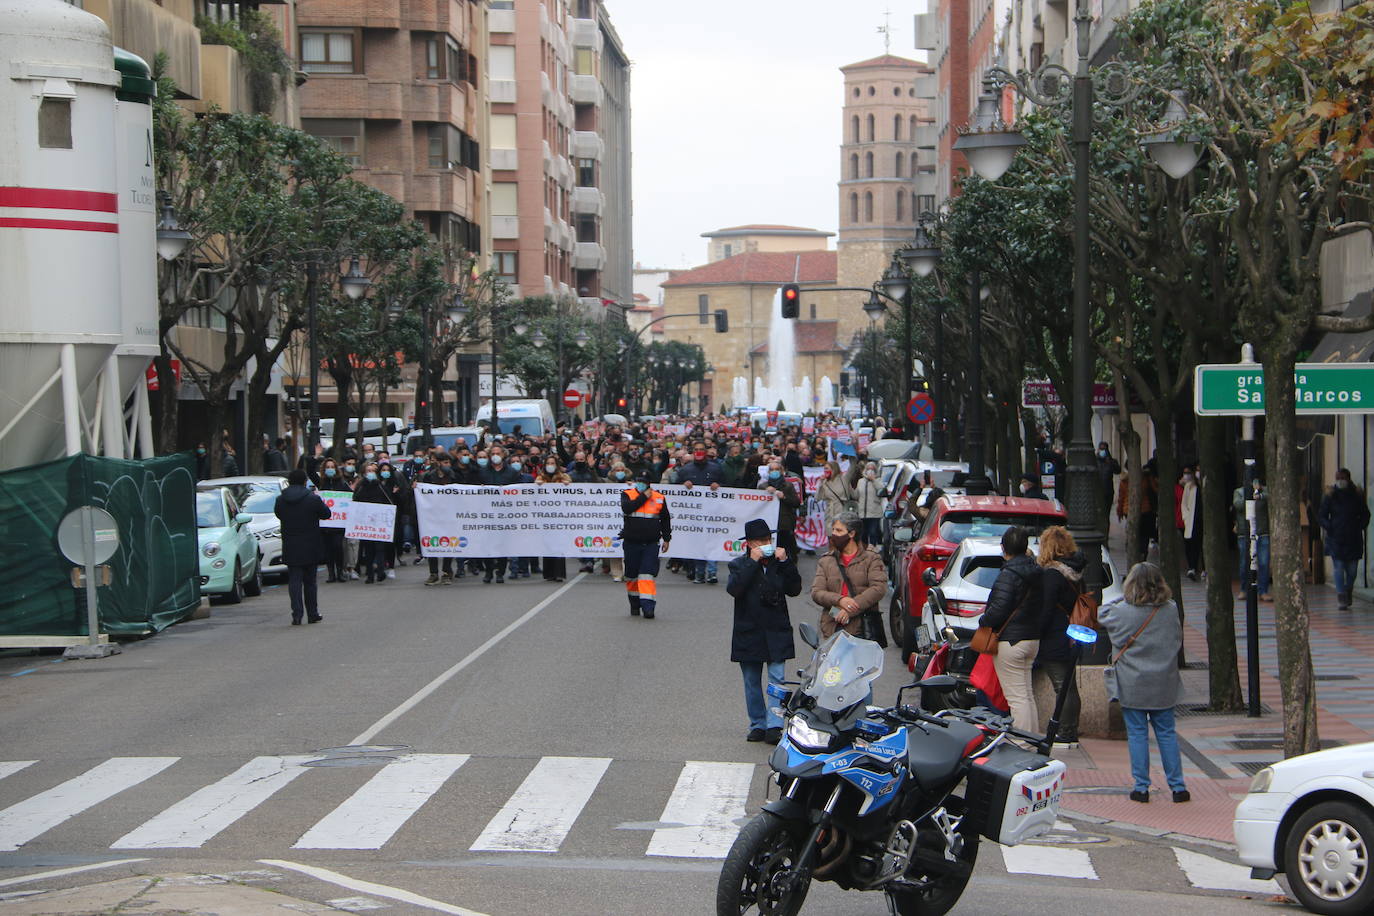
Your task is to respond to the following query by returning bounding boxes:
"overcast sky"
[611,0,929,270]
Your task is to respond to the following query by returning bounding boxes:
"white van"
[474,399,556,437]
[320,417,407,453]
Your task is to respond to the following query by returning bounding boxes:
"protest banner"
[319,490,353,529]
[796,466,828,551]
[346,501,396,542]
[414,483,778,561]
[802,416,815,433]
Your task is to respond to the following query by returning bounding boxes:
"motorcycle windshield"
[802,631,884,711]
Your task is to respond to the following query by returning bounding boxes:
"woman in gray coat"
[1099,562,1189,804]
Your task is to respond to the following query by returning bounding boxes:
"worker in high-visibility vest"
[619,468,673,619]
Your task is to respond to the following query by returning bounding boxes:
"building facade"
[700,224,833,264]
[486,0,631,310]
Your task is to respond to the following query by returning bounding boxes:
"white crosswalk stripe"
[112,755,311,849]
[646,761,755,859]
[295,754,470,850]
[1000,843,1100,880]
[0,757,178,852]
[470,755,611,853]
[1173,847,1282,894]
[0,761,36,783]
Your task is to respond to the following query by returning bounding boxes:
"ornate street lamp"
[340,254,371,301]
[896,221,942,278]
[952,91,1026,182]
[1141,90,1204,180]
[530,329,548,348]
[155,192,191,261]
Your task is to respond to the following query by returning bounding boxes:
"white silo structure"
[0,0,138,471]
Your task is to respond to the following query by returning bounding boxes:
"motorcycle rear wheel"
[716,812,811,916]
[885,829,979,916]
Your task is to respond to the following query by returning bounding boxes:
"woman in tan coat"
[811,511,888,640]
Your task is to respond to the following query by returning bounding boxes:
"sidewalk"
[1058,568,1374,844]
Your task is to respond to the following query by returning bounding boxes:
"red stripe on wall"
[0,217,119,233]
[0,186,119,213]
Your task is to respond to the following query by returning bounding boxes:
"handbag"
[971,575,1030,656]
[1103,604,1163,703]
[835,554,887,648]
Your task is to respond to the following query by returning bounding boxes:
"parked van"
[404,426,483,455]
[320,417,407,453]
[474,399,556,437]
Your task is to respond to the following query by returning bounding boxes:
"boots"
[424,574,440,586]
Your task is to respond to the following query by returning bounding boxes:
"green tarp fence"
[0,453,200,638]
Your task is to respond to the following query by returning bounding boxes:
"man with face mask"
[727,518,800,744]
[619,468,673,619]
[676,444,724,584]
[1320,468,1370,609]
[1096,441,1122,539]
[480,447,523,583]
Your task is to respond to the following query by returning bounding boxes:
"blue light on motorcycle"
[766,682,789,700]
[1066,624,1098,644]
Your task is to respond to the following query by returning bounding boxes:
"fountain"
[731,376,750,410]
[767,288,796,410]
[820,376,836,410]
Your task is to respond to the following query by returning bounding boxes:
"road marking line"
[261,859,489,916]
[1173,847,1282,893]
[1000,844,1099,879]
[0,757,178,851]
[112,756,310,849]
[349,573,587,745]
[470,756,612,852]
[646,761,754,859]
[0,761,36,782]
[294,754,469,849]
[0,857,149,889]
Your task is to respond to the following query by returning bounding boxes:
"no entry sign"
[563,389,582,408]
[906,393,936,424]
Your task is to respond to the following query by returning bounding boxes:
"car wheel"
[221,561,243,605]
[1283,800,1374,916]
[888,593,905,653]
[901,604,918,666]
[243,554,263,597]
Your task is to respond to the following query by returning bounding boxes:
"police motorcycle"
[717,622,1096,916]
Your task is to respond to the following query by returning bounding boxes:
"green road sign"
[1194,362,1374,415]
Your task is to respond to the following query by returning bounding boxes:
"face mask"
[635,481,649,492]
[864,469,876,478]
[477,458,489,467]
[769,470,781,479]
[510,461,522,471]
[344,464,356,474]
[381,470,391,479]
[760,544,776,558]
[1098,449,1108,458]
[823,469,833,479]
[365,471,378,482]
[1183,474,1195,484]
[492,455,503,464]
[614,471,626,481]
[1337,479,1351,489]
[459,455,470,464]
[324,467,337,478]
[667,458,677,466]
[828,533,851,551]
[694,453,706,462]
[196,447,206,456]
[1020,483,1030,494]
[545,464,558,474]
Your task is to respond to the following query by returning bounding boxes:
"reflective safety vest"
[624,487,665,518]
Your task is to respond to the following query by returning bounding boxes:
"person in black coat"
[352,463,396,584]
[1320,468,1371,608]
[479,447,523,583]
[727,519,802,744]
[1035,527,1084,745]
[981,526,1044,732]
[1018,473,1048,500]
[274,469,331,625]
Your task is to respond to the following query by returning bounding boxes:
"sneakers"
[1129,789,1150,803]
[707,576,718,585]
[1186,569,1197,581]
[746,728,766,742]
[1172,790,1191,803]
[386,569,396,580]
[424,575,440,586]
[496,575,505,584]
[441,572,454,585]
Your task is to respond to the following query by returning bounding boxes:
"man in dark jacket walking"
[274,469,331,625]
[728,519,801,744]
[1320,468,1371,609]
[620,468,672,619]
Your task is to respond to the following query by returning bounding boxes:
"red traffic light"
[781,284,800,319]
[617,397,627,408]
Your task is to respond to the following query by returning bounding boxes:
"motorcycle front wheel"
[716,812,812,916]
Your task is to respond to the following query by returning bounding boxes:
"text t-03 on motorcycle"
[716,622,1096,916]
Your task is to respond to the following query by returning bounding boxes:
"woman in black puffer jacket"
[1036,526,1084,745]
[980,526,1043,732]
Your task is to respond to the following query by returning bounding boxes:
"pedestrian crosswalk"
[0,753,1276,895]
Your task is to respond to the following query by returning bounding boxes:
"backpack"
[1070,582,1099,630]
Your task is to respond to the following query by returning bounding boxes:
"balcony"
[488,7,515,32]
[571,18,603,51]
[914,170,938,197]
[85,0,202,100]
[569,74,602,106]
[300,77,403,120]
[489,78,517,103]
[914,13,939,51]
[913,74,937,99]
[543,274,556,295]
[409,81,469,128]
[573,130,604,160]
[558,220,575,251]
[913,124,939,149]
[541,70,555,108]
[190,43,249,114]
[554,155,574,188]
[571,186,604,216]
[490,148,518,171]
[410,169,473,215]
[544,206,556,241]
[573,242,605,271]
[352,168,406,204]
[491,215,519,239]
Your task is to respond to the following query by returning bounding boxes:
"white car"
[916,536,1124,650]
[1234,742,1374,914]
[197,476,288,579]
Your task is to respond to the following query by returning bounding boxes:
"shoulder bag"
[836,555,887,648]
[971,573,1030,656]
[1102,604,1163,703]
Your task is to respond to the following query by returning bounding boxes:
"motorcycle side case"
[964,746,1067,846]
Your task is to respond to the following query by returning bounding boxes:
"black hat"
[743,519,773,541]
[633,467,654,483]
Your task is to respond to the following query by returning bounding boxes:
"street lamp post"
[963,278,992,495]
[895,219,944,457]
[955,0,1202,595]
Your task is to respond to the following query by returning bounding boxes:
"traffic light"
[714,309,729,333]
[780,284,800,319]
[617,397,627,408]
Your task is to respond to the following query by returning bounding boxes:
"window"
[37,98,72,149]
[575,48,596,76]
[301,29,359,74]
[303,119,364,166]
[577,158,596,186]
[491,182,518,216]
[865,151,873,178]
[490,113,516,149]
[494,251,518,282]
[893,114,902,140]
[576,214,597,242]
[427,124,479,170]
[723,244,733,258]
[910,115,918,139]
[895,151,904,176]
[490,45,516,80]
[490,0,514,7]
[424,37,442,79]
[896,190,904,223]
[699,293,709,324]
[851,115,860,143]
[849,192,858,223]
[849,153,859,179]
[864,191,873,222]
[809,303,817,320]
[438,214,481,255]
[918,194,935,215]
[866,114,875,141]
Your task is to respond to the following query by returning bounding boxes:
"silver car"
[197,476,288,579]
[917,536,1124,651]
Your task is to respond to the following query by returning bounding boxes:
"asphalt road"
[0,556,1299,915]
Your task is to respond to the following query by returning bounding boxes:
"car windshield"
[496,417,543,436]
[196,492,226,528]
[938,512,1059,544]
[237,488,279,514]
[801,631,884,711]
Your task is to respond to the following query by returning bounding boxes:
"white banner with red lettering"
[413,483,778,561]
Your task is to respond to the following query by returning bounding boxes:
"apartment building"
[486,0,632,313]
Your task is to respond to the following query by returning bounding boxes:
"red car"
[888,494,1067,661]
